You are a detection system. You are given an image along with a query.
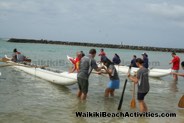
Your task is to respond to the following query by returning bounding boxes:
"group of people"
[130,53,149,68]
[70,48,150,112]
[75,49,122,100]
[70,48,183,112]
[12,47,183,112]
[99,48,121,65]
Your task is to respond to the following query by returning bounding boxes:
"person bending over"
[100,56,120,97]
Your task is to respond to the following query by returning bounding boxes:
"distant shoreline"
[7,38,184,53]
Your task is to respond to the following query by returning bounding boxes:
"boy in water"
[128,58,150,112]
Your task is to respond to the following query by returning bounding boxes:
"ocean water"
[0,39,184,123]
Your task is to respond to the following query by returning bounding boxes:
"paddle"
[117,66,131,110]
[178,95,184,108]
[130,82,136,108]
[117,79,128,110]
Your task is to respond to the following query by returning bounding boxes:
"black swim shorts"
[137,92,148,101]
[77,77,89,94]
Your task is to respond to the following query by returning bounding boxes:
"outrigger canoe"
[67,55,171,78]
[1,58,77,85]
[115,65,171,78]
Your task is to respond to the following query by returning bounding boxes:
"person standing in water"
[131,55,137,67]
[172,61,184,77]
[142,53,149,68]
[69,52,82,73]
[128,58,150,112]
[77,49,102,100]
[100,56,120,97]
[171,61,184,108]
[170,52,180,81]
[98,49,106,62]
[112,53,121,65]
[98,49,106,57]
[80,51,85,57]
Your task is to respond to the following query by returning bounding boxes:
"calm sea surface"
[0,39,184,123]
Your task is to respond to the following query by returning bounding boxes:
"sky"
[0,0,184,48]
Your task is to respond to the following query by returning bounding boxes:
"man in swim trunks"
[77,49,102,100]
[170,52,180,81]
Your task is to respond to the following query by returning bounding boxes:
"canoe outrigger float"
[0,57,77,86]
[67,55,171,78]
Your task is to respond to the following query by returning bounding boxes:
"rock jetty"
[7,38,184,53]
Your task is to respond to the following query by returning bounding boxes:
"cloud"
[0,0,61,17]
[0,1,34,12]
[0,1,15,10]
[0,0,184,48]
[146,2,184,25]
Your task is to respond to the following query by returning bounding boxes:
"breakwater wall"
[7,38,184,53]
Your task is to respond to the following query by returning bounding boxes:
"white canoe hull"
[115,65,171,78]
[10,63,77,86]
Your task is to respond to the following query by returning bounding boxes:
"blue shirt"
[131,59,137,67]
[143,57,149,68]
[112,56,121,65]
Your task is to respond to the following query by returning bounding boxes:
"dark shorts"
[77,77,89,94]
[137,92,148,101]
